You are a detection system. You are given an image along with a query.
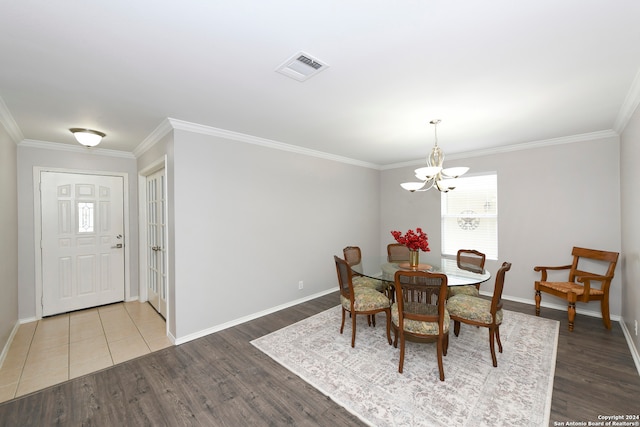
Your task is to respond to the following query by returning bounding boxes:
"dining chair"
[334,256,392,348]
[534,247,619,331]
[392,269,449,380]
[446,262,511,367]
[343,246,389,294]
[447,249,486,298]
[387,243,410,262]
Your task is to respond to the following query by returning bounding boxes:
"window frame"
[440,172,498,260]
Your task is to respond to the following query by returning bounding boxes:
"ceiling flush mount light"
[400,119,469,193]
[69,128,106,147]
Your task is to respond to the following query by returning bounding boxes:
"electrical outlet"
[298,281,304,290]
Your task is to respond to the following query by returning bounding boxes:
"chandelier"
[400,119,469,192]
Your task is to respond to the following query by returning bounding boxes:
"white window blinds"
[441,173,498,259]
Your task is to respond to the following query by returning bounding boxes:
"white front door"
[146,169,167,318]
[41,171,125,316]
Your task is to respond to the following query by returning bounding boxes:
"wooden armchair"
[534,247,619,331]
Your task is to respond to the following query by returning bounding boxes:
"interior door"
[146,169,167,318]
[41,171,125,316]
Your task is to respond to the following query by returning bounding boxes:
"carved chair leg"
[489,328,498,367]
[453,320,461,337]
[601,297,612,329]
[351,313,357,347]
[392,325,398,348]
[443,333,448,356]
[340,308,346,334]
[568,302,576,332]
[398,334,405,373]
[437,338,445,381]
[535,290,541,316]
[495,326,502,353]
[384,310,392,345]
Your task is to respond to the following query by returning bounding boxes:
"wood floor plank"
[0,292,638,426]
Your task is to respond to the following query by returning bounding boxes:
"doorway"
[145,168,168,318]
[38,170,127,317]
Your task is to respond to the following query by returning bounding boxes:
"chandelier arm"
[399,119,469,193]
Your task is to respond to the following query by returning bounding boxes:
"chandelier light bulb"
[400,120,469,193]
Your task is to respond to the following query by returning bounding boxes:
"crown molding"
[381,129,618,170]
[19,139,135,159]
[132,118,174,158]
[613,68,640,133]
[167,118,380,169]
[0,96,25,144]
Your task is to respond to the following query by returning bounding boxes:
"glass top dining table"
[350,256,491,287]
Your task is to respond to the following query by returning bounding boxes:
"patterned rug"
[251,306,559,427]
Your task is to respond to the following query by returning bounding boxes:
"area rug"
[251,306,559,427]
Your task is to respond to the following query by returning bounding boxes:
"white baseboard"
[620,321,640,376]
[0,321,21,370]
[489,292,639,375]
[174,288,336,345]
[482,292,621,321]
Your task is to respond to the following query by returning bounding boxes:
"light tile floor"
[0,301,172,403]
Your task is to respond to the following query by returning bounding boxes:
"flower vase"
[409,250,420,269]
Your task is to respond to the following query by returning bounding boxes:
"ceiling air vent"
[275,51,329,82]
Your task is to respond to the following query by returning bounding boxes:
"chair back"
[490,262,512,315]
[388,243,410,262]
[334,256,354,300]
[457,249,486,273]
[393,270,448,334]
[343,246,362,267]
[568,247,619,293]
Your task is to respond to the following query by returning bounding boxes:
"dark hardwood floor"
[0,292,638,426]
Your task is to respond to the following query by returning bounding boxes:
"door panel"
[41,172,125,316]
[146,169,167,318]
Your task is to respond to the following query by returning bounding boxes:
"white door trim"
[33,166,131,319]
[138,156,170,332]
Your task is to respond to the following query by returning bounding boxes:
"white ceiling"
[1,1,639,166]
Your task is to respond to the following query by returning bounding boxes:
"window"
[77,202,95,233]
[441,173,497,259]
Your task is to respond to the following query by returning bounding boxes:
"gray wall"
[17,145,139,320]
[136,130,176,337]
[620,105,640,355]
[382,135,623,318]
[0,124,18,350]
[169,129,380,340]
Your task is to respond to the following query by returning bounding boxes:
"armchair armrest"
[533,264,572,281]
[575,273,612,301]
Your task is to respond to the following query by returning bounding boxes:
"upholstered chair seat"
[446,294,503,325]
[447,286,480,297]
[341,287,391,312]
[391,302,450,335]
[353,276,389,293]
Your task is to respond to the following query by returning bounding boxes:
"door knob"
[111,243,123,249]
[151,246,161,251]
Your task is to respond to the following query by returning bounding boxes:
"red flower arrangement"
[390,228,430,252]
